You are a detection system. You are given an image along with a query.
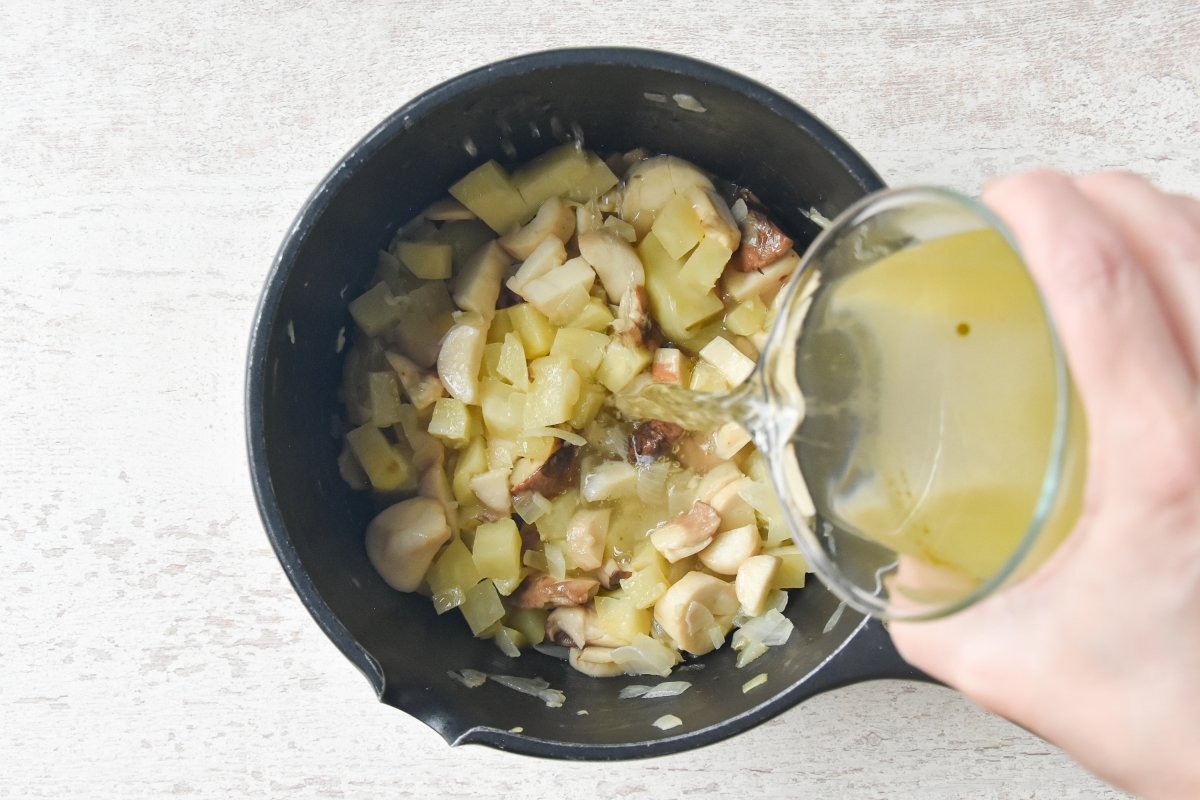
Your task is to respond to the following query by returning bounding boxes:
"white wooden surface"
[3,1,1196,797]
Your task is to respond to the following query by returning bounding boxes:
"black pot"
[246,47,929,760]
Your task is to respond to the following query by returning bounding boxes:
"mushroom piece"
[469,468,512,514]
[698,524,762,575]
[730,206,794,272]
[385,351,445,411]
[620,156,715,238]
[506,235,567,296]
[511,443,579,501]
[435,313,488,404]
[499,196,576,260]
[649,500,721,563]
[364,497,452,592]
[568,646,625,678]
[708,475,758,531]
[597,557,632,590]
[511,574,600,609]
[723,250,801,304]
[577,230,645,303]
[735,554,780,616]
[545,606,588,649]
[564,508,610,572]
[611,283,656,350]
[684,186,741,252]
[653,571,739,656]
[627,419,685,463]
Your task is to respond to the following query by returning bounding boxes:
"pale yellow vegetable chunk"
[768,546,809,589]
[449,160,532,233]
[596,338,652,393]
[497,333,529,390]
[595,595,652,644]
[680,237,733,292]
[507,303,556,358]
[639,232,724,343]
[365,497,452,592]
[472,518,522,585]
[395,241,453,280]
[511,143,592,208]
[461,579,506,635]
[427,397,477,448]
[524,355,582,428]
[550,327,610,379]
[346,424,416,492]
[724,296,768,336]
[427,538,482,613]
[651,193,705,260]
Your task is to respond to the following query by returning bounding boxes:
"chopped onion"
[742,673,768,693]
[491,674,566,708]
[508,726,524,733]
[643,681,692,699]
[652,714,683,731]
[611,634,679,677]
[822,601,847,635]
[735,640,768,668]
[731,198,749,223]
[533,643,570,660]
[636,460,671,504]
[619,684,651,699]
[734,609,794,648]
[447,669,487,688]
[576,709,589,715]
[513,490,551,523]
[801,206,832,229]
[524,426,587,447]
[494,631,521,658]
[705,624,726,652]
[545,542,567,580]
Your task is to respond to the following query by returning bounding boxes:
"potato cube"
[427,538,482,613]
[544,282,593,327]
[348,282,404,337]
[517,435,557,462]
[511,143,592,207]
[689,361,730,393]
[486,437,522,471]
[620,563,670,609]
[507,303,556,358]
[651,193,705,259]
[601,215,637,243]
[596,338,652,393]
[520,259,595,319]
[639,232,725,343]
[394,241,453,280]
[550,328,610,379]
[367,371,403,427]
[345,424,416,492]
[768,545,809,589]
[535,488,580,542]
[471,518,522,585]
[507,608,547,645]
[699,336,756,386]
[574,296,615,332]
[390,281,457,368]
[575,202,603,235]
[449,160,532,234]
[563,153,619,202]
[479,380,525,439]
[427,397,478,447]
[722,250,801,303]
[712,421,752,460]
[451,240,510,315]
[524,356,582,428]
[487,306,515,344]
[497,332,529,389]
[451,437,487,505]
[595,595,652,644]
[481,342,503,380]
[651,348,689,386]
[568,383,607,429]
[433,219,495,271]
[461,579,506,635]
[680,237,733,291]
[725,296,768,336]
[506,235,566,296]
[469,468,512,514]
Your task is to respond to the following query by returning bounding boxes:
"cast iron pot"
[246,47,929,759]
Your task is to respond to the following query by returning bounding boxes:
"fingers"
[1075,172,1200,375]
[983,171,1196,421]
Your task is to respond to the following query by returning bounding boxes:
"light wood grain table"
[3,2,1195,797]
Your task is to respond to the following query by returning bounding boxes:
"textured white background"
[3,1,1196,798]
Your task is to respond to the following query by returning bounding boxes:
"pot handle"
[809,617,937,693]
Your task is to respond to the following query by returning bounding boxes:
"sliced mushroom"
[694,462,745,504]
[723,250,801,304]
[598,557,632,590]
[620,156,715,238]
[653,571,739,656]
[577,230,645,303]
[684,186,741,251]
[674,432,725,474]
[469,468,512,514]
[364,497,452,592]
[506,235,567,296]
[735,554,780,616]
[511,443,578,500]
[451,240,511,317]
[436,313,487,404]
[545,606,588,648]
[649,500,721,563]
[511,574,600,609]
[568,646,624,677]
[730,207,793,271]
[708,475,758,531]
[611,283,656,349]
[698,524,762,575]
[499,196,576,260]
[385,351,445,411]
[627,420,685,463]
[564,507,610,571]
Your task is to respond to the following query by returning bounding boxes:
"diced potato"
[395,241,453,280]
[639,233,724,344]
[390,281,457,368]
[596,338,652,393]
[472,518,522,585]
[685,186,741,251]
[349,282,404,337]
[563,154,619,202]
[651,193,705,259]
[651,348,689,386]
[574,296,616,332]
[524,355,582,428]
[520,259,596,319]
[511,143,592,208]
[550,328,609,379]
[544,282,593,327]
[507,303,556,358]
[699,336,756,386]
[595,595,652,644]
[469,468,512,514]
[725,296,768,336]
[449,160,532,233]
[507,608,547,645]
[497,332,529,389]
[517,435,557,462]
[680,237,733,291]
[544,541,567,579]
[713,421,753,460]
[433,219,495,272]
[479,380,525,439]
[461,579,506,635]
[536,488,581,541]
[507,235,566,296]
[568,383,606,429]
[345,424,416,493]
[722,250,801,303]
[487,306,515,344]
[486,437,522,471]
[564,507,609,571]
[768,545,809,589]
[498,196,575,260]
[631,543,668,572]
[367,371,403,427]
[621,156,715,238]
[601,215,637,243]
[451,240,510,316]
[620,563,670,609]
[437,313,488,404]
[427,538,482,613]
[689,362,730,393]
[427,397,478,447]
[423,197,474,221]
[451,436,487,505]
[375,247,423,296]
[575,202,603,235]
[481,342,503,380]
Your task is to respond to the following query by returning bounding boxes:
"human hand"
[889,171,1200,799]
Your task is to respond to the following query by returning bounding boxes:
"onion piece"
[490,674,566,708]
[652,714,683,731]
[523,426,587,447]
[611,634,679,677]
[742,673,768,693]
[513,490,552,523]
[733,609,794,648]
[636,460,671,504]
[822,601,847,635]
[447,669,487,688]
